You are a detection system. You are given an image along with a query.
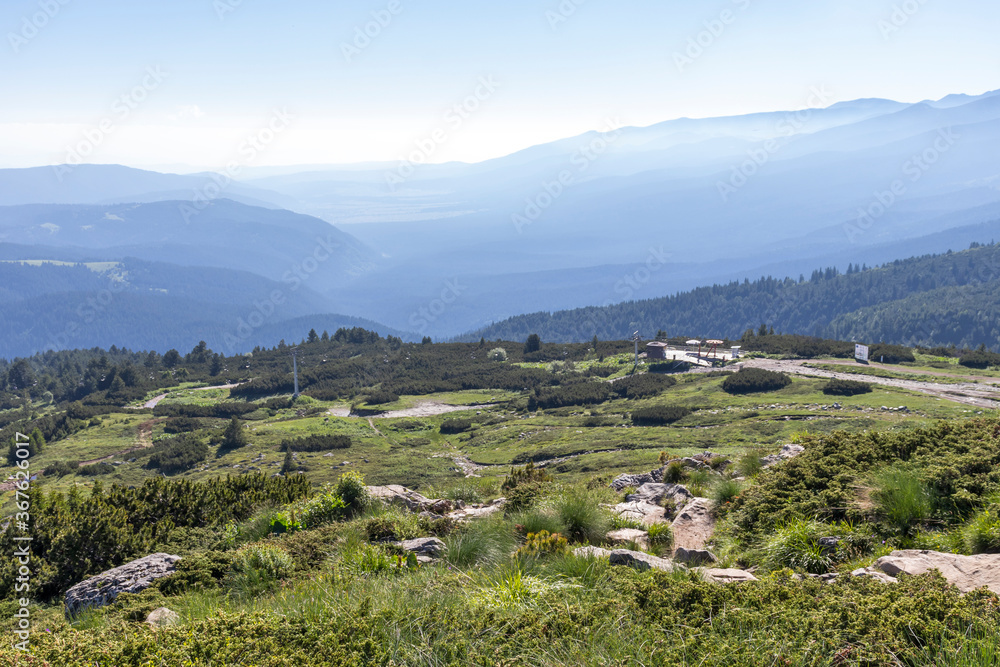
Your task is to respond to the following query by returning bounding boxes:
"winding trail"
[327,401,496,420]
[139,383,241,410]
[736,359,1000,409]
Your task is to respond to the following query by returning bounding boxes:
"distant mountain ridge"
[461,243,1000,351]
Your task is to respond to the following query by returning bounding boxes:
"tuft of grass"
[963,509,1000,554]
[736,449,764,478]
[712,478,743,507]
[553,487,611,544]
[444,515,518,568]
[761,519,834,574]
[870,466,931,536]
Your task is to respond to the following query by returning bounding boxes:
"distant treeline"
[464,243,1000,350]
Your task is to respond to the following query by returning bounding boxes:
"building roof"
[646,341,668,347]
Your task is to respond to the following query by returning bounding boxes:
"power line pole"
[632,331,641,366]
[291,348,300,399]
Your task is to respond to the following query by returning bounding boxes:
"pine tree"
[222,417,249,449]
[281,442,294,475]
[308,329,319,343]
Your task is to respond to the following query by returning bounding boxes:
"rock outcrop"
[852,550,1000,594]
[609,549,680,572]
[367,485,453,514]
[702,568,758,583]
[606,528,650,550]
[761,444,805,468]
[625,483,692,508]
[394,537,446,563]
[64,553,181,617]
[670,498,715,552]
[573,545,613,559]
[145,607,180,628]
[674,547,718,566]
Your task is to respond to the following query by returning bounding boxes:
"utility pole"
[291,348,300,399]
[632,331,641,366]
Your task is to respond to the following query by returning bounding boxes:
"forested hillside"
[465,242,1000,349]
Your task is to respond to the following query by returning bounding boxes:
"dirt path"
[367,418,384,438]
[737,359,1000,409]
[804,358,999,383]
[138,383,242,410]
[328,401,496,420]
[78,418,160,467]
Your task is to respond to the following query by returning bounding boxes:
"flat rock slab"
[869,550,1000,594]
[625,483,692,508]
[65,553,181,617]
[395,537,446,558]
[670,498,715,552]
[367,485,453,514]
[573,546,613,559]
[146,607,180,628]
[606,528,650,550]
[675,547,718,566]
[762,444,805,468]
[611,470,662,492]
[448,497,505,521]
[611,500,669,526]
[702,568,758,583]
[609,549,679,572]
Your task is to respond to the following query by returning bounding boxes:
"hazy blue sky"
[1,0,997,169]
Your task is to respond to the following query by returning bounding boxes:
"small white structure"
[855,344,869,362]
[731,346,741,359]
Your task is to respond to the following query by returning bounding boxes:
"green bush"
[334,471,368,515]
[440,418,473,434]
[365,390,399,405]
[631,406,691,426]
[823,379,873,396]
[722,368,792,394]
[145,435,208,473]
[505,481,551,512]
[278,434,352,452]
[488,347,508,362]
[610,374,676,400]
[964,509,1000,554]
[501,461,554,493]
[79,462,115,476]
